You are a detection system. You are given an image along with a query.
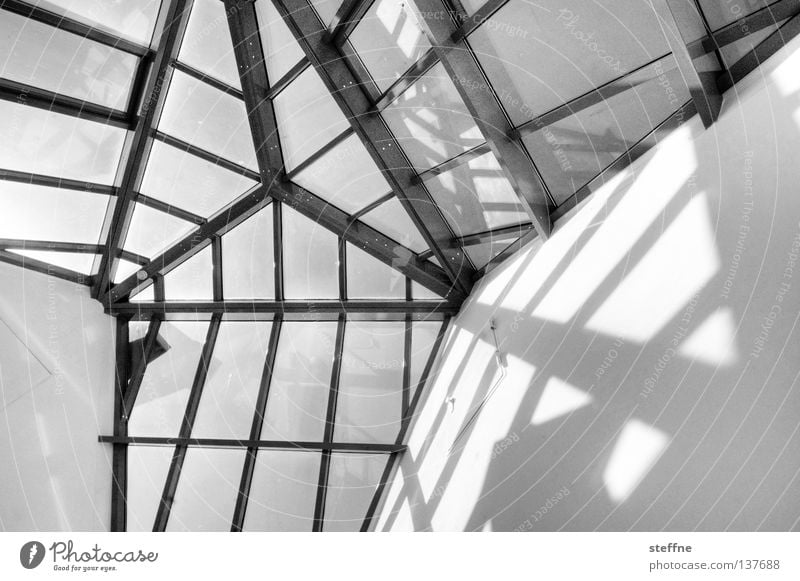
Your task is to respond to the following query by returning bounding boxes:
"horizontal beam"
[0,168,116,195]
[99,435,404,453]
[0,249,92,286]
[455,223,533,248]
[152,131,261,182]
[171,59,244,100]
[108,300,460,315]
[0,77,131,129]
[0,0,151,57]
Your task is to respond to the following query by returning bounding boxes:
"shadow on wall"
[375,37,800,532]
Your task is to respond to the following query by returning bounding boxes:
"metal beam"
[153,314,221,532]
[370,49,439,112]
[99,435,404,453]
[152,131,261,181]
[231,319,283,532]
[414,142,492,183]
[110,317,130,532]
[108,300,460,316]
[0,0,151,57]
[0,250,91,286]
[414,0,553,240]
[134,194,208,226]
[122,317,163,420]
[92,0,192,302]
[454,223,533,248]
[273,0,475,296]
[171,59,244,99]
[0,77,131,129]
[718,12,800,92]
[0,168,116,195]
[327,0,374,45]
[657,0,723,128]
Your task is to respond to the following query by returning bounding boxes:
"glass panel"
[159,71,257,169]
[163,246,213,300]
[468,0,671,125]
[381,62,482,170]
[36,0,162,46]
[0,101,126,184]
[167,448,245,531]
[261,322,336,441]
[291,134,392,215]
[129,321,210,437]
[9,250,95,274]
[522,62,689,205]
[698,0,778,29]
[324,453,388,531]
[179,0,242,88]
[335,322,404,443]
[113,259,141,284]
[359,197,428,253]
[273,67,350,171]
[464,235,518,269]
[459,0,486,15]
[243,450,320,531]
[349,0,431,92]
[0,182,110,243]
[309,0,342,25]
[141,140,258,218]
[410,321,441,398]
[425,151,528,237]
[282,207,339,299]
[193,322,272,439]
[346,244,405,299]
[123,202,196,259]
[0,11,137,110]
[127,446,173,532]
[255,0,306,83]
[222,207,275,299]
[130,283,155,302]
[411,279,442,300]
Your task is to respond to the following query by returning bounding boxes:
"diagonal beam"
[153,314,221,532]
[92,0,192,302]
[0,249,92,286]
[413,0,552,241]
[272,0,475,296]
[122,316,163,420]
[221,1,465,301]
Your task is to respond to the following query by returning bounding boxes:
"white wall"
[376,36,800,532]
[0,262,114,531]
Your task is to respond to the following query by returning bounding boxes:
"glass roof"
[0,0,776,531]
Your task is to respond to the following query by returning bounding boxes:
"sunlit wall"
[374,33,800,532]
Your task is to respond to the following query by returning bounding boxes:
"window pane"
[0,101,126,184]
[360,197,428,253]
[381,62,482,170]
[291,134,392,215]
[222,207,275,299]
[410,321,441,398]
[127,446,173,532]
[0,182,110,244]
[141,141,258,217]
[521,61,689,204]
[163,246,213,300]
[464,235,518,269]
[468,0,670,125]
[346,244,405,299]
[9,250,95,274]
[0,11,137,110]
[129,321,210,437]
[167,448,245,531]
[113,259,141,284]
[411,279,442,300]
[192,322,272,439]
[719,19,786,68]
[123,203,197,259]
[130,283,155,302]
[255,0,306,83]
[179,0,241,88]
[349,0,431,92]
[335,322,404,443]
[261,322,336,441]
[159,71,257,169]
[243,450,320,531]
[309,0,342,25]
[425,151,528,237]
[324,453,388,531]
[282,207,339,299]
[273,67,350,171]
[36,0,162,46]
